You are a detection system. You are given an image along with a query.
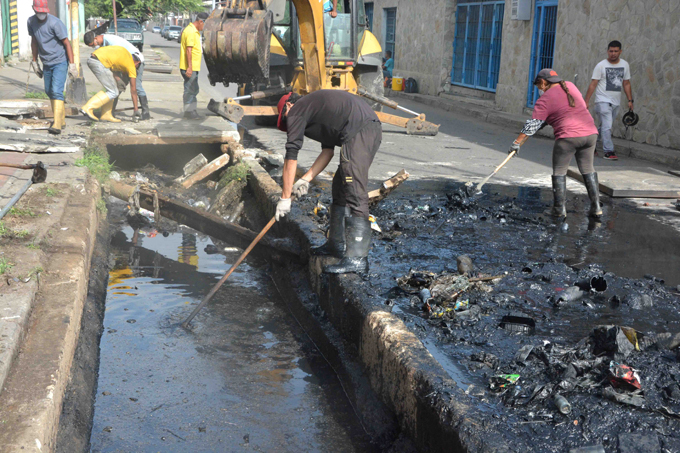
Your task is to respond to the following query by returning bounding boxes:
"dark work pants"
[552,134,597,176]
[331,120,382,218]
[181,69,199,112]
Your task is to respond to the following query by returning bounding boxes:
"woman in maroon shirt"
[510,69,601,219]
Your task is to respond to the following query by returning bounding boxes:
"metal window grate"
[384,7,396,58]
[451,2,505,92]
[365,2,374,32]
[527,1,559,107]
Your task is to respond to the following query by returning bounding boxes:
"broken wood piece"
[368,169,410,202]
[469,274,506,282]
[108,180,301,262]
[181,154,231,189]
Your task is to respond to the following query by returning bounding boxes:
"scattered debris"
[181,154,208,178]
[0,131,80,153]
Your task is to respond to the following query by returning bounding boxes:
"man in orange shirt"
[80,45,140,122]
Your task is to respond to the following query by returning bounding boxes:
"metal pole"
[112,0,117,34]
[212,0,216,10]
[70,0,80,76]
[0,180,33,220]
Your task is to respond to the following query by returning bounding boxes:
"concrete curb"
[390,91,680,169]
[242,157,513,452]
[0,177,100,452]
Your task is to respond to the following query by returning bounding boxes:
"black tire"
[355,66,385,112]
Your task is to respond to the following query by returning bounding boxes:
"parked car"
[167,26,182,40]
[152,26,161,33]
[109,18,144,52]
[161,26,169,38]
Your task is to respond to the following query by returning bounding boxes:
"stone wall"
[494,0,535,114]
[553,0,680,149]
[367,0,455,96]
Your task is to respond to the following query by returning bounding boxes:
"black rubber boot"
[551,175,567,217]
[582,172,602,218]
[111,97,119,119]
[139,95,151,120]
[323,216,371,274]
[311,205,350,258]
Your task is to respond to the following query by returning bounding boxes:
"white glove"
[275,197,292,221]
[31,61,43,79]
[509,142,521,155]
[292,179,310,198]
[69,63,78,78]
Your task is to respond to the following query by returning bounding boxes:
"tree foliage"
[84,0,204,20]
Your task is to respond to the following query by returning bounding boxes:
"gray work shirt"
[101,34,144,63]
[27,14,68,66]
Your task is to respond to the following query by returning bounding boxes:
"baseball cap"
[534,68,562,84]
[277,93,293,132]
[33,0,49,13]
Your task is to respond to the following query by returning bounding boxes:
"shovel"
[475,150,517,193]
[65,71,88,106]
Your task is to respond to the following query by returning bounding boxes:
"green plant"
[8,207,36,218]
[75,146,112,183]
[26,266,44,279]
[96,198,108,214]
[14,230,29,239]
[27,241,40,250]
[219,162,250,187]
[0,257,14,275]
[25,91,49,100]
[0,222,8,238]
[43,186,58,197]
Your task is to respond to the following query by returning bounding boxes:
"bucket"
[392,77,404,91]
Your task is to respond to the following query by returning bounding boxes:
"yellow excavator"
[203,0,439,135]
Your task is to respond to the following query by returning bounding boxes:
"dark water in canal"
[90,225,375,452]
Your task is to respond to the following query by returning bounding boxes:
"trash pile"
[296,180,680,450]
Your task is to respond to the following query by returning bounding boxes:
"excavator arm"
[203,0,439,136]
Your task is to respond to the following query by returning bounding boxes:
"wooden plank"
[568,168,680,198]
[108,180,300,262]
[180,153,231,188]
[368,169,410,202]
[241,105,279,116]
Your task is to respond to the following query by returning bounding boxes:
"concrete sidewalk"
[389,89,680,170]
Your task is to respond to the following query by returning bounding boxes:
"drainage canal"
[57,142,380,452]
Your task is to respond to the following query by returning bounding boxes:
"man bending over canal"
[274,90,382,274]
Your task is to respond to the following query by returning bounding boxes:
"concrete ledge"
[0,177,100,451]
[390,91,680,169]
[243,158,514,451]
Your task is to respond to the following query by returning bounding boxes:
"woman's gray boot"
[551,175,567,217]
[310,205,351,258]
[323,216,371,274]
[582,172,602,218]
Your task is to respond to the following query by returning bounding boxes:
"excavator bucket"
[204,6,274,86]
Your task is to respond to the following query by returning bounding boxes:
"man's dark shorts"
[331,120,382,218]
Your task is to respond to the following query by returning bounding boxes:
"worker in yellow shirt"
[80,45,140,122]
[180,12,208,119]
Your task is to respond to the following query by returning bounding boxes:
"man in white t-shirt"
[84,31,150,120]
[585,40,634,160]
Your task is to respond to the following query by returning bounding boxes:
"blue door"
[451,1,505,92]
[527,1,559,107]
[384,7,396,57]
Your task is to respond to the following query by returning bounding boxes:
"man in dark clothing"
[275,90,382,274]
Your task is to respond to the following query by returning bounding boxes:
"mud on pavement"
[293,177,680,452]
